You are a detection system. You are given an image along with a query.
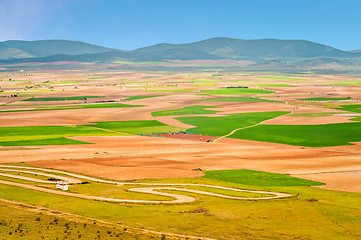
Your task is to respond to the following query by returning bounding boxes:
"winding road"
[0,165,292,204]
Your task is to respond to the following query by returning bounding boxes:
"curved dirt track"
[213,103,297,143]
[0,165,292,203]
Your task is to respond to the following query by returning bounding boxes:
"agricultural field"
[0,68,361,239]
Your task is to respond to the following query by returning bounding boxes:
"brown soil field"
[1,135,360,191]
[263,115,355,125]
[154,133,216,142]
[292,171,361,193]
[196,101,294,113]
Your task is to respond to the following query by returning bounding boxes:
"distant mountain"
[131,37,356,59]
[0,40,115,60]
[1,37,361,64]
[348,49,361,53]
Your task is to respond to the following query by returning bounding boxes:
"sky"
[0,0,360,50]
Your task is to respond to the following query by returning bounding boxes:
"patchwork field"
[0,69,361,239]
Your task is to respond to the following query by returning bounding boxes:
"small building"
[56,180,68,191]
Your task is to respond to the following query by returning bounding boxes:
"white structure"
[56,180,68,191]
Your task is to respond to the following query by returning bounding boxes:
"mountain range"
[0,37,360,64]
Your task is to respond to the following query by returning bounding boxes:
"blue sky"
[1,0,360,50]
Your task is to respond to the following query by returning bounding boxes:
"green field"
[0,137,90,146]
[0,125,121,146]
[0,103,144,113]
[301,97,351,101]
[152,105,220,117]
[200,88,274,95]
[203,169,324,186]
[0,120,185,146]
[258,84,296,87]
[94,120,184,135]
[199,97,281,103]
[257,76,308,81]
[23,96,105,101]
[176,111,288,136]
[146,89,196,92]
[89,77,108,79]
[230,122,361,147]
[337,104,361,113]
[123,95,164,101]
[290,112,336,117]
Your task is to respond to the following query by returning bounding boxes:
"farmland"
[0,68,361,239]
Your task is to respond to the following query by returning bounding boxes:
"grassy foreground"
[0,200,157,240]
[0,174,359,239]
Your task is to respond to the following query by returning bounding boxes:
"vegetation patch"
[0,137,90,146]
[89,77,108,79]
[176,111,287,136]
[22,96,105,101]
[337,104,361,113]
[152,105,220,117]
[199,97,281,103]
[258,84,296,87]
[0,119,183,146]
[0,103,144,113]
[290,112,336,117]
[203,169,324,186]
[123,95,164,101]
[200,88,274,95]
[256,76,308,81]
[301,97,351,101]
[230,122,361,147]
[0,125,121,147]
[146,89,196,92]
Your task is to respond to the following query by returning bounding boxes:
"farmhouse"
[56,180,68,191]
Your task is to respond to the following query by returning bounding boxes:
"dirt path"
[213,103,297,143]
[0,165,292,203]
[0,168,82,183]
[0,173,53,183]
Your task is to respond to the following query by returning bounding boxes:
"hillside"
[132,37,356,59]
[0,40,115,60]
[1,37,361,64]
